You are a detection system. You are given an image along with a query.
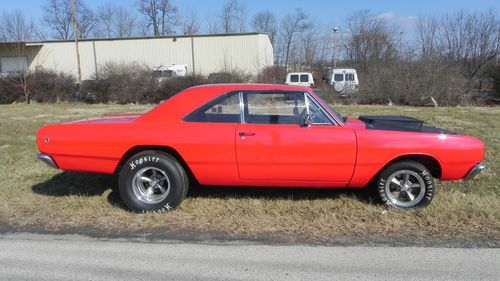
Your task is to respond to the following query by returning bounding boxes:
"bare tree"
[0,10,40,41]
[437,10,498,78]
[207,18,221,34]
[98,3,136,38]
[416,15,440,59]
[252,11,277,43]
[300,29,318,69]
[219,0,247,33]
[343,9,399,73]
[279,8,312,70]
[42,0,97,39]
[138,0,178,36]
[77,2,98,39]
[181,10,200,35]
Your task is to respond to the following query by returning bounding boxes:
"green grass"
[0,103,498,241]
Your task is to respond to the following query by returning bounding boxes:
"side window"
[290,75,299,82]
[334,74,344,82]
[245,92,306,125]
[307,96,332,124]
[184,92,240,123]
[300,74,309,82]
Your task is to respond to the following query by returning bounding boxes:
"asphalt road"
[0,233,498,281]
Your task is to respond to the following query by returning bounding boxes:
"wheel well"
[382,154,442,179]
[115,145,198,184]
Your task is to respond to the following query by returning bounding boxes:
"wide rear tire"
[118,151,188,213]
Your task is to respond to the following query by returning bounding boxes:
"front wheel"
[118,151,188,213]
[376,161,435,209]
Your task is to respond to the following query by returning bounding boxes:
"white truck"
[285,72,315,88]
[153,64,188,83]
[328,68,359,95]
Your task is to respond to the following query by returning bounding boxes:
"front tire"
[376,161,435,209]
[118,151,188,213]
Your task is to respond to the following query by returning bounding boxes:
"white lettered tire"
[376,161,435,209]
[118,151,188,213]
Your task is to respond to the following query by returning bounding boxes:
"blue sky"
[1,0,498,36]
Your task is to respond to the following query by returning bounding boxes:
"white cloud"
[376,12,397,21]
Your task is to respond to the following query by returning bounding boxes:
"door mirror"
[303,114,313,127]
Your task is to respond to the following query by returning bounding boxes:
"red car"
[36,84,485,212]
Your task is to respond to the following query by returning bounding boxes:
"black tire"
[376,161,435,209]
[118,151,188,213]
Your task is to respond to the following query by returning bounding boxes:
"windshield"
[312,90,345,122]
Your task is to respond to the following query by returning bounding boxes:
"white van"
[285,72,314,88]
[153,64,188,83]
[329,68,359,94]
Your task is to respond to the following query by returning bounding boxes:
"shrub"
[30,70,76,103]
[151,75,209,103]
[0,76,23,104]
[207,69,252,83]
[93,62,155,104]
[256,65,287,84]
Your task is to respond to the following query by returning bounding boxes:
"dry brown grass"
[0,103,498,242]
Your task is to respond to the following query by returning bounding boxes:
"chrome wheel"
[132,167,170,204]
[385,170,426,208]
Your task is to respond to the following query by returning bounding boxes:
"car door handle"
[239,132,255,137]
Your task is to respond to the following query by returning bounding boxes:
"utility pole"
[332,27,338,68]
[72,0,82,97]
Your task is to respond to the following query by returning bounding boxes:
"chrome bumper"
[464,163,485,180]
[37,153,58,169]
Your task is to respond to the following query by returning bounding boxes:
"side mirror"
[303,114,313,128]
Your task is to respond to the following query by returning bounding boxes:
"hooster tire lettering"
[130,156,160,170]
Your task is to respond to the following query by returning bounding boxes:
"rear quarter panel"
[349,129,484,187]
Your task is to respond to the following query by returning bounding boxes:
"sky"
[1,0,499,37]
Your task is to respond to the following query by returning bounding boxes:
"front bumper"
[37,153,58,169]
[464,163,485,180]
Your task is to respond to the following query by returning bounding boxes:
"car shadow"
[32,172,376,206]
[31,171,127,210]
[187,184,375,204]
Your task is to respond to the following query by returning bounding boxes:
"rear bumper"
[464,163,485,180]
[37,153,58,169]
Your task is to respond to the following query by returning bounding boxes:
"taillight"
[310,83,314,88]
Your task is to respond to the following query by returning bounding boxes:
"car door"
[181,91,241,185]
[235,91,356,184]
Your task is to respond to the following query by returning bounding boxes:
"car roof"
[189,83,312,92]
[287,72,313,75]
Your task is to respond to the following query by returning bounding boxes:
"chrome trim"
[305,93,338,126]
[37,153,58,169]
[239,91,245,123]
[304,92,311,115]
[465,163,485,180]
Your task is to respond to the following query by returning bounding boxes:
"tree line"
[0,0,499,105]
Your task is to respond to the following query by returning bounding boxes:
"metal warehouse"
[0,32,273,80]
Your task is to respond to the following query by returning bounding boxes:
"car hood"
[346,115,455,134]
[65,113,141,124]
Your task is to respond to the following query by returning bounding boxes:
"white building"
[0,32,273,80]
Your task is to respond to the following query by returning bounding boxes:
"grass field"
[0,103,498,242]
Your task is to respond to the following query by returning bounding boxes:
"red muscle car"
[36,84,485,212]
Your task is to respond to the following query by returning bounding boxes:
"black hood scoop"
[359,115,454,134]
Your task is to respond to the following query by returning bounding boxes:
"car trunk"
[65,113,141,124]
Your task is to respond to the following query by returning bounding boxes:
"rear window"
[346,73,355,81]
[290,75,299,82]
[334,74,344,82]
[300,74,309,82]
[184,92,240,123]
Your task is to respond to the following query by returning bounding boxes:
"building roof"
[0,32,270,45]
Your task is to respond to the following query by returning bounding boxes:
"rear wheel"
[118,151,188,213]
[376,161,435,209]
